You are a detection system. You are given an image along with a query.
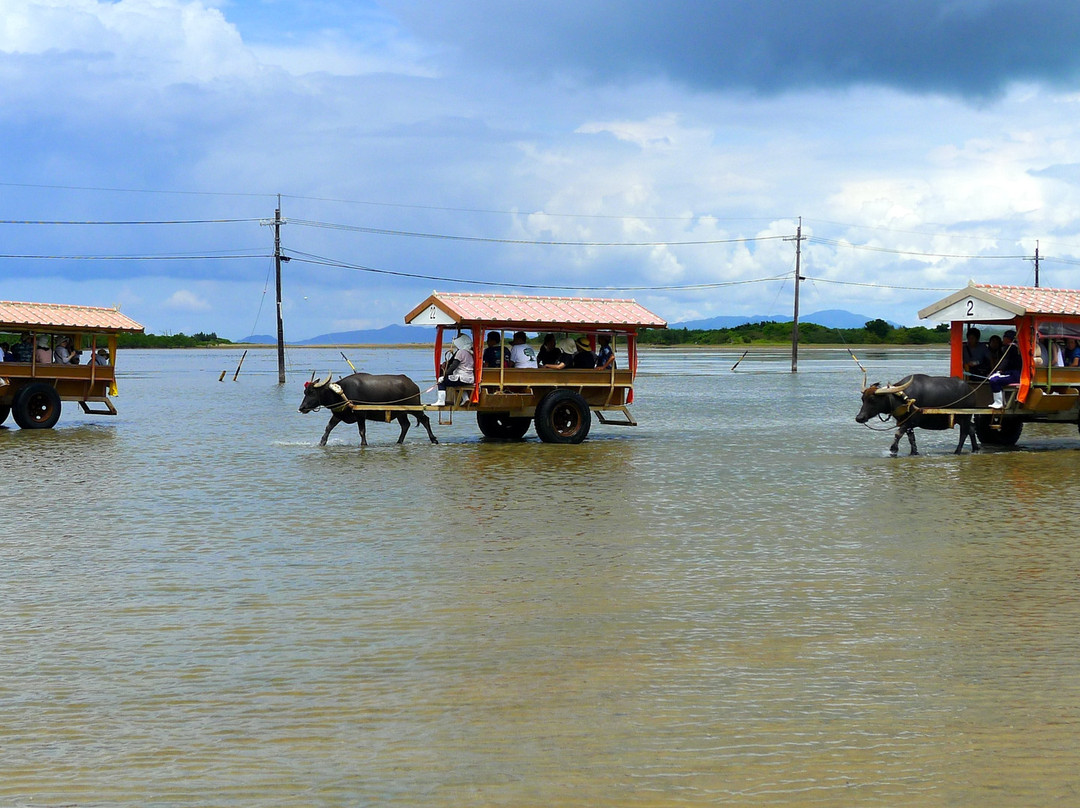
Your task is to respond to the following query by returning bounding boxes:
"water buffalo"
[855,373,980,456]
[299,372,438,447]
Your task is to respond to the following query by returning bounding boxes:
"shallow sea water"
[3,346,1080,806]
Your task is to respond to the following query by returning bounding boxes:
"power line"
[288,218,788,247]
[808,235,1029,260]
[803,275,953,291]
[285,248,791,291]
[0,218,262,226]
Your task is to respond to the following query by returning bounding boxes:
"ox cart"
[915,282,1080,446]
[333,292,666,444]
[0,300,144,429]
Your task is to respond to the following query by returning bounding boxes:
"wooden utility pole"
[274,196,287,384]
[1034,240,1040,288]
[786,217,805,373]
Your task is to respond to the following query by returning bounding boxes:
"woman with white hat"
[434,332,475,406]
[34,335,52,364]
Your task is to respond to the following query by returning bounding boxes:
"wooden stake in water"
[218,370,227,382]
[341,352,357,373]
[731,349,750,371]
[233,350,248,382]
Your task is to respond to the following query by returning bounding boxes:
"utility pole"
[785,217,805,373]
[1034,240,1040,288]
[273,196,288,384]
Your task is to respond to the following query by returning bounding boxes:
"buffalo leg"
[356,417,368,447]
[889,427,904,456]
[907,428,919,455]
[958,418,980,454]
[320,415,342,446]
[415,413,438,444]
[396,414,410,444]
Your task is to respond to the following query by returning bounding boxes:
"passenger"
[434,333,475,406]
[558,337,578,368]
[595,334,616,370]
[537,334,565,368]
[0,342,12,362]
[961,328,991,379]
[481,331,511,368]
[54,336,79,365]
[34,335,52,364]
[572,336,597,369]
[509,331,537,368]
[11,334,33,362]
[93,348,110,366]
[1065,337,1080,367]
[987,329,1024,409]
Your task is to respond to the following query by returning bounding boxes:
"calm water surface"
[3,346,1080,806]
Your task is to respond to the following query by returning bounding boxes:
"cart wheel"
[534,390,591,444]
[0,405,9,426]
[476,412,532,440]
[974,414,1023,446]
[12,382,62,429]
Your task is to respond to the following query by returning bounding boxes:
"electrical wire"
[288,218,789,247]
[0,218,262,225]
[285,249,790,291]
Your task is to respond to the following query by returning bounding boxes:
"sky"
[4,0,1080,339]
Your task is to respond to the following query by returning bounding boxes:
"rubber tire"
[0,405,8,426]
[974,414,1023,447]
[534,389,591,444]
[476,412,532,440]
[12,382,62,430]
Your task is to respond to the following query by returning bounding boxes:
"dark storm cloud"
[392,0,1080,97]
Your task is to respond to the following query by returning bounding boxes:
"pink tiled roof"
[0,300,144,333]
[973,284,1080,316]
[405,292,667,329]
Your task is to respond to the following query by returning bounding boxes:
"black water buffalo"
[299,372,438,447]
[855,373,979,456]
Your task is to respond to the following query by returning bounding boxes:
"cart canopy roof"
[405,292,667,331]
[0,300,145,334]
[918,282,1080,323]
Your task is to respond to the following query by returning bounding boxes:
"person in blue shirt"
[595,335,616,370]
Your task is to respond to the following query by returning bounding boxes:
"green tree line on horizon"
[637,318,950,346]
[117,331,232,348]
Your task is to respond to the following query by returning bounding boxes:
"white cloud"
[0,0,260,83]
[165,289,210,311]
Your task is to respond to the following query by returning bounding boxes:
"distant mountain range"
[238,310,893,345]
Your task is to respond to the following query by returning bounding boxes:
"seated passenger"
[0,342,12,362]
[434,333,475,406]
[988,329,1024,409]
[93,348,110,366]
[961,328,990,379]
[481,331,511,368]
[558,337,578,368]
[34,335,52,364]
[595,334,616,370]
[509,331,537,368]
[54,336,79,364]
[537,334,565,368]
[572,336,597,369]
[1065,337,1080,367]
[11,334,33,362]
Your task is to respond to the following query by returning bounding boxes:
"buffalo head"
[298,371,333,413]
[855,378,913,423]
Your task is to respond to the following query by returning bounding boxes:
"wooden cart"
[917,282,1080,446]
[0,300,144,429]
[396,292,666,443]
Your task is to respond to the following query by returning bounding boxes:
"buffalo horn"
[313,371,332,388]
[875,378,914,395]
